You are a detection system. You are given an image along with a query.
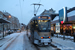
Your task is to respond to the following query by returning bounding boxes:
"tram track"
[4,34,20,50]
[24,33,61,50]
[23,33,26,50]
[34,44,61,50]
[23,33,37,50]
[30,39,61,50]
[33,39,61,50]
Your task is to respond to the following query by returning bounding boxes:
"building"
[2,11,20,30]
[51,7,75,36]
[0,11,10,31]
[40,8,58,20]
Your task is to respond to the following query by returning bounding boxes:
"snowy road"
[5,31,37,50]
[23,32,37,50]
[5,32,24,50]
[2,31,57,50]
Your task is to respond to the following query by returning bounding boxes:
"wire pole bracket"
[31,3,43,16]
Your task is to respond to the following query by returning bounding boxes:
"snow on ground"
[23,32,37,50]
[6,32,24,50]
[0,31,37,50]
[52,37,75,50]
[0,33,20,50]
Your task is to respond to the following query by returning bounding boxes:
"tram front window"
[38,20,50,31]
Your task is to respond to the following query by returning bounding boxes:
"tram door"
[30,20,35,43]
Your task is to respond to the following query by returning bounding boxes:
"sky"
[0,0,75,25]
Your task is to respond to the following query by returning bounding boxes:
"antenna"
[31,3,43,16]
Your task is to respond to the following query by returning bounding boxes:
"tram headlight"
[48,37,50,38]
[48,17,50,19]
[38,17,40,19]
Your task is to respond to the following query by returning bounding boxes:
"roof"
[51,15,75,24]
[40,8,58,20]
[50,13,59,20]
[0,18,11,23]
[53,16,59,21]
[51,20,59,24]
[31,15,50,21]
[67,10,75,17]
[67,7,75,13]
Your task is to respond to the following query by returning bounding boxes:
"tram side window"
[30,21,34,35]
[30,21,34,28]
[35,20,38,30]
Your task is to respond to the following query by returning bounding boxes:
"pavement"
[51,34,75,50]
[6,32,24,50]
[0,32,21,50]
[0,31,37,50]
[0,31,75,50]
[0,34,3,39]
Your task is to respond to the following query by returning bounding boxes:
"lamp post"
[9,15,11,18]
[8,15,11,30]
[3,23,4,38]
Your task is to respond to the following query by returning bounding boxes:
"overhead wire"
[39,0,41,3]
[36,0,43,15]
[19,0,23,23]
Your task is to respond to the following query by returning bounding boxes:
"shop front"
[60,20,75,36]
[60,24,72,35]
[51,20,59,34]
[72,23,75,35]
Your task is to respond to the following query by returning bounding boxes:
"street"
[4,31,37,50]
[0,0,75,50]
[0,31,57,50]
[0,31,75,50]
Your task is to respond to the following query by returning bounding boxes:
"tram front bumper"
[41,39,51,43]
[40,39,52,45]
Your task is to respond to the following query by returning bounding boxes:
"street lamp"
[8,15,11,31]
[9,15,11,18]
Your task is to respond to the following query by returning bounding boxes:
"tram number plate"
[44,43,48,45]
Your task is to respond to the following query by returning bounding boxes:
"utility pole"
[31,3,43,16]
[2,23,4,38]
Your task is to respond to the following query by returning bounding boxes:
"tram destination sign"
[41,16,47,19]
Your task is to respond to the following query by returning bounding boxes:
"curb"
[51,44,61,50]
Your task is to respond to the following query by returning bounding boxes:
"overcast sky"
[0,0,75,25]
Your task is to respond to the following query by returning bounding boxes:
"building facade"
[0,11,20,31]
[51,7,75,36]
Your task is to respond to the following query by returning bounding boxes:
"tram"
[28,15,52,46]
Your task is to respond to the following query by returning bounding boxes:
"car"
[17,30,21,33]
[10,30,14,33]
[7,30,12,35]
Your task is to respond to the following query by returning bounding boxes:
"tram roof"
[31,15,50,21]
[50,13,59,20]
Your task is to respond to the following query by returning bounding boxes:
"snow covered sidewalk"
[54,34,74,40]
[51,37,75,50]
[0,33,20,50]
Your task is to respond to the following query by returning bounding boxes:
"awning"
[51,20,59,24]
[50,13,59,20]
[0,18,11,23]
[67,7,75,13]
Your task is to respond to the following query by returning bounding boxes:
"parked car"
[17,30,21,33]
[7,30,12,35]
[10,30,14,33]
